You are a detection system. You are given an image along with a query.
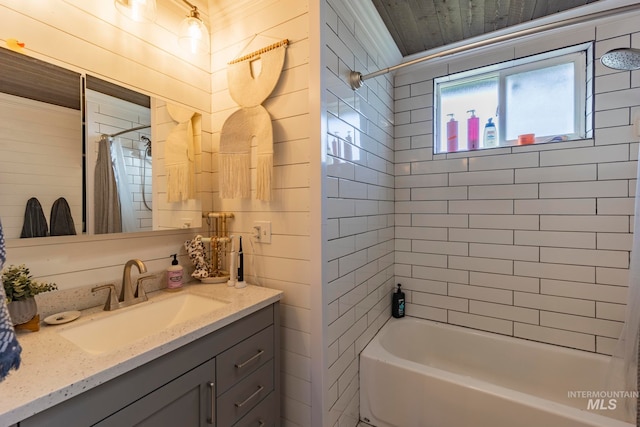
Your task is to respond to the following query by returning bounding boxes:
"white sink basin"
[59,293,228,354]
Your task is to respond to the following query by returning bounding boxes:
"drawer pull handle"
[235,349,265,369]
[208,381,215,425]
[258,420,265,426]
[235,385,264,408]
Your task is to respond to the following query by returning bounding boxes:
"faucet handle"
[92,283,119,311]
[135,275,156,301]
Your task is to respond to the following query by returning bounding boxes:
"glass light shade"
[114,0,157,23]
[178,16,210,55]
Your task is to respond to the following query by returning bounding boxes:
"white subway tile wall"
[393,16,640,355]
[324,1,398,425]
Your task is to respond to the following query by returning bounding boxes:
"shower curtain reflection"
[111,137,136,233]
[94,134,153,235]
[94,136,122,234]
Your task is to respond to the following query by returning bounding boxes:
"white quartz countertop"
[0,283,282,426]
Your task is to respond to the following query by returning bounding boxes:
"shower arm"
[106,124,151,138]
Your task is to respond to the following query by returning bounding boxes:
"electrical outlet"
[253,221,272,244]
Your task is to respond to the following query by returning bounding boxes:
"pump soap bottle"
[467,110,479,150]
[483,118,497,148]
[392,284,405,318]
[167,254,183,291]
[446,114,458,153]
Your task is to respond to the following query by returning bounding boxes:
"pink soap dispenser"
[446,113,458,153]
[166,254,183,291]
[467,110,479,150]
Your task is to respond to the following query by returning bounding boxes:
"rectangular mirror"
[86,76,152,235]
[0,46,202,240]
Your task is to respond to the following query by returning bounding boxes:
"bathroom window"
[434,43,591,154]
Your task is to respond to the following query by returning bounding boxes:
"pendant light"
[114,0,157,23]
[178,0,210,55]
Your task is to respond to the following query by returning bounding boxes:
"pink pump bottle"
[467,110,479,150]
[446,114,458,153]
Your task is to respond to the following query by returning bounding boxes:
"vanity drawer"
[217,359,274,427]
[233,391,277,427]
[217,325,274,394]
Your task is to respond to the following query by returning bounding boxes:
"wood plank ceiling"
[371,0,602,56]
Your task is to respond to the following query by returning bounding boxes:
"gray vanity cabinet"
[19,303,280,427]
[95,358,215,426]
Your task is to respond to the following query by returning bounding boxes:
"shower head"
[140,135,152,157]
[600,48,640,70]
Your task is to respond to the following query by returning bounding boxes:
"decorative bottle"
[446,113,458,153]
[483,118,497,148]
[392,284,405,318]
[467,110,479,150]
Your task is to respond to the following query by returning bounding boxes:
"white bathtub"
[360,317,635,427]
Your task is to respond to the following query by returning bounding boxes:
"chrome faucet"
[92,259,151,311]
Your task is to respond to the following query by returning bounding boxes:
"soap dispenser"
[483,118,497,148]
[392,284,405,318]
[467,110,479,150]
[446,113,458,153]
[167,254,183,291]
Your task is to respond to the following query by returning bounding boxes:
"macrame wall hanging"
[219,38,288,202]
[166,103,197,203]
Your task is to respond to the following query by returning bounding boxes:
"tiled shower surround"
[393,13,640,356]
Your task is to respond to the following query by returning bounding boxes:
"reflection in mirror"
[85,76,152,234]
[0,47,82,239]
[0,47,203,241]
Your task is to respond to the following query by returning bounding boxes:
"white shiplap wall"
[210,1,314,425]
[0,93,82,239]
[394,8,640,355]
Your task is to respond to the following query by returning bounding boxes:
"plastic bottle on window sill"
[483,118,497,148]
[446,113,458,153]
[467,110,479,150]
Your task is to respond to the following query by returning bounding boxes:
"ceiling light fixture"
[114,0,157,23]
[178,0,210,55]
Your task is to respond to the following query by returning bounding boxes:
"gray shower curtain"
[94,136,122,234]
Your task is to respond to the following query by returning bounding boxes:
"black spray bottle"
[392,284,405,318]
